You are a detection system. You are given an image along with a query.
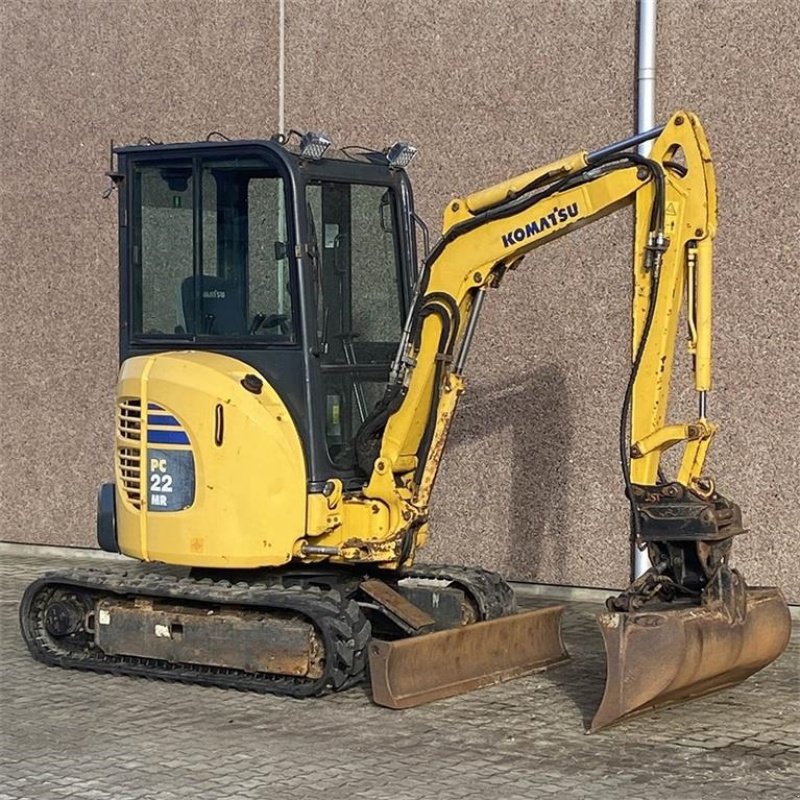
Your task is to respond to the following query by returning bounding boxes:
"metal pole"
[633,0,657,579]
[636,0,657,159]
[277,0,285,136]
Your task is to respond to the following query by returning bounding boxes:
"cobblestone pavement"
[1,551,797,800]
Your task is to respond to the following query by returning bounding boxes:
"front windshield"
[131,158,293,341]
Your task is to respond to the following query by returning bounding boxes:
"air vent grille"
[117,398,142,509]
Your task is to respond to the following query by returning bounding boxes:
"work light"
[385,141,417,169]
[300,131,332,160]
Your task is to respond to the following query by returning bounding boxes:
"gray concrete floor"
[1,551,798,800]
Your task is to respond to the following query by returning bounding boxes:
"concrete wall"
[1,1,797,601]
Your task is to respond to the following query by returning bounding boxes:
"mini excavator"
[20,111,791,731]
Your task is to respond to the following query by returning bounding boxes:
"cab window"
[131,158,293,341]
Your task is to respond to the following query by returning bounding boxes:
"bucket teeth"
[369,605,568,709]
[590,586,791,732]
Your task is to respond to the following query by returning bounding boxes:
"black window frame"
[123,147,301,350]
[303,176,408,366]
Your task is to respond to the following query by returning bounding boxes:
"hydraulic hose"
[619,258,662,552]
[616,162,667,558]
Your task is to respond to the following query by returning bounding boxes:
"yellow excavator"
[20,110,791,731]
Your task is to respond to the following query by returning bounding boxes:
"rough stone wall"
[0,0,281,549]
[1,1,797,601]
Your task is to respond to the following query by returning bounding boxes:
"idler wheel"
[43,597,84,637]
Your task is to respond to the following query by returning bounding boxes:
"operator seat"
[180,275,245,336]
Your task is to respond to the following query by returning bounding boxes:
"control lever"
[248,313,267,334]
[250,313,290,336]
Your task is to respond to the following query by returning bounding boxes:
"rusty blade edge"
[369,605,569,709]
[588,587,791,733]
[589,667,757,734]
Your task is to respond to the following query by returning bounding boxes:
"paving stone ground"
[1,551,797,800]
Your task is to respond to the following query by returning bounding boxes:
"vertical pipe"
[636,0,657,158]
[633,0,657,579]
[278,0,286,135]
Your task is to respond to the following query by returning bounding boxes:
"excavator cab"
[117,136,419,491]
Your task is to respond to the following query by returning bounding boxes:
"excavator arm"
[359,111,790,728]
[359,111,717,559]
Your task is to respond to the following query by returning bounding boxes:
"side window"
[134,164,194,335]
[308,181,403,362]
[350,185,402,345]
[198,169,291,338]
[248,177,291,332]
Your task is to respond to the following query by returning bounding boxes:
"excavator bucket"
[369,605,568,708]
[591,586,791,732]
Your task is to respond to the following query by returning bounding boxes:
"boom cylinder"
[453,288,487,374]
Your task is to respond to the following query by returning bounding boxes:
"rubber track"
[400,564,517,620]
[19,567,371,698]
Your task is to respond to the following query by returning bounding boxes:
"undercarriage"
[20,564,566,704]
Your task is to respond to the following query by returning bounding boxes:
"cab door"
[305,179,409,473]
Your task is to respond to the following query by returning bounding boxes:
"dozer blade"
[369,605,568,708]
[591,586,791,732]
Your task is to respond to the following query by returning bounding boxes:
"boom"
[357,111,718,565]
